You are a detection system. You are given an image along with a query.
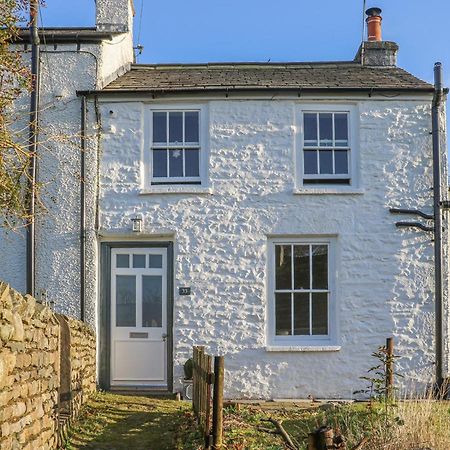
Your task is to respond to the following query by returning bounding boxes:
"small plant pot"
[182,378,193,400]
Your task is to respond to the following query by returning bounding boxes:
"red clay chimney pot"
[366,7,382,41]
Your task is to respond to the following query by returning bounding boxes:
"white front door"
[110,247,168,387]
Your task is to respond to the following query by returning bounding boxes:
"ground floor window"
[268,237,336,345]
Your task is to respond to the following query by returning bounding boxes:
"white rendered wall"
[0,30,133,324]
[97,97,447,398]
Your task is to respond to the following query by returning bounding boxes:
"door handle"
[162,333,168,342]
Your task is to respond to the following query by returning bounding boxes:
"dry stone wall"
[67,317,96,416]
[0,282,96,449]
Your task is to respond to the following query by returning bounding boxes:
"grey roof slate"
[101,62,432,93]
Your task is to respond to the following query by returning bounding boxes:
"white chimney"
[96,0,135,33]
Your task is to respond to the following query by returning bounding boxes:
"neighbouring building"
[1,1,449,399]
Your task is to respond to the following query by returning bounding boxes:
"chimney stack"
[354,6,398,67]
[96,0,135,33]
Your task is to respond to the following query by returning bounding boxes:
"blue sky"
[39,0,450,87]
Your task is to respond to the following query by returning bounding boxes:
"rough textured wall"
[0,283,60,449]
[0,24,133,327]
[98,97,446,398]
[0,283,97,449]
[67,317,97,416]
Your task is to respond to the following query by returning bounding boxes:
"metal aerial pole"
[27,0,40,296]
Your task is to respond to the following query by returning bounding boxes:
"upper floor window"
[296,105,358,190]
[147,105,207,187]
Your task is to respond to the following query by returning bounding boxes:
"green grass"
[64,394,450,450]
[63,392,203,450]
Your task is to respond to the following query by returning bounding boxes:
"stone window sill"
[293,188,364,195]
[266,345,341,352]
[140,186,213,195]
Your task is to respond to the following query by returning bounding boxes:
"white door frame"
[99,242,174,391]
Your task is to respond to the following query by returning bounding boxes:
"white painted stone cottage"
[2,0,449,398]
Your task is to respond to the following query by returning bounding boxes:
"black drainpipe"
[432,62,444,390]
[26,0,40,297]
[80,96,87,322]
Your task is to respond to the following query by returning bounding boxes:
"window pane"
[334,113,348,146]
[275,293,291,335]
[312,245,328,289]
[335,150,349,174]
[169,112,183,143]
[169,149,183,177]
[294,245,310,289]
[185,149,200,177]
[319,113,333,146]
[153,112,167,143]
[153,149,167,177]
[319,150,333,174]
[275,245,291,290]
[116,275,136,327]
[304,113,317,146]
[294,293,310,335]
[149,254,163,268]
[116,254,129,268]
[304,150,318,174]
[133,254,146,268]
[185,111,199,143]
[142,276,162,328]
[312,293,328,335]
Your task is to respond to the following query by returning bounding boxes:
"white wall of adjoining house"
[0,31,132,324]
[97,97,445,398]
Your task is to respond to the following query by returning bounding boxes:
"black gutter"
[13,30,116,44]
[26,0,40,297]
[432,62,445,392]
[77,86,438,97]
[80,96,87,322]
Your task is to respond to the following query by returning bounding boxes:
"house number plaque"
[179,287,191,295]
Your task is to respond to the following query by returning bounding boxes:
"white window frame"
[295,104,359,191]
[267,237,338,347]
[143,104,209,190]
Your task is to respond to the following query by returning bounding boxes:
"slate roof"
[100,62,433,94]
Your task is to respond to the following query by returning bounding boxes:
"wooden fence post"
[205,354,212,448]
[386,337,394,399]
[212,356,224,450]
[193,346,198,415]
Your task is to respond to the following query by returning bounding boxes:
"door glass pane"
[319,150,333,174]
[294,245,310,289]
[275,293,291,335]
[335,150,348,174]
[312,245,328,289]
[153,112,167,143]
[304,150,317,174]
[116,254,129,268]
[185,149,200,177]
[275,245,291,290]
[169,112,183,143]
[142,276,162,328]
[153,149,167,177]
[312,293,328,335]
[294,293,310,335]
[303,113,317,146]
[133,254,146,268]
[334,113,348,146]
[169,149,183,177]
[185,111,199,143]
[149,254,163,268]
[116,275,136,327]
[319,113,333,146]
